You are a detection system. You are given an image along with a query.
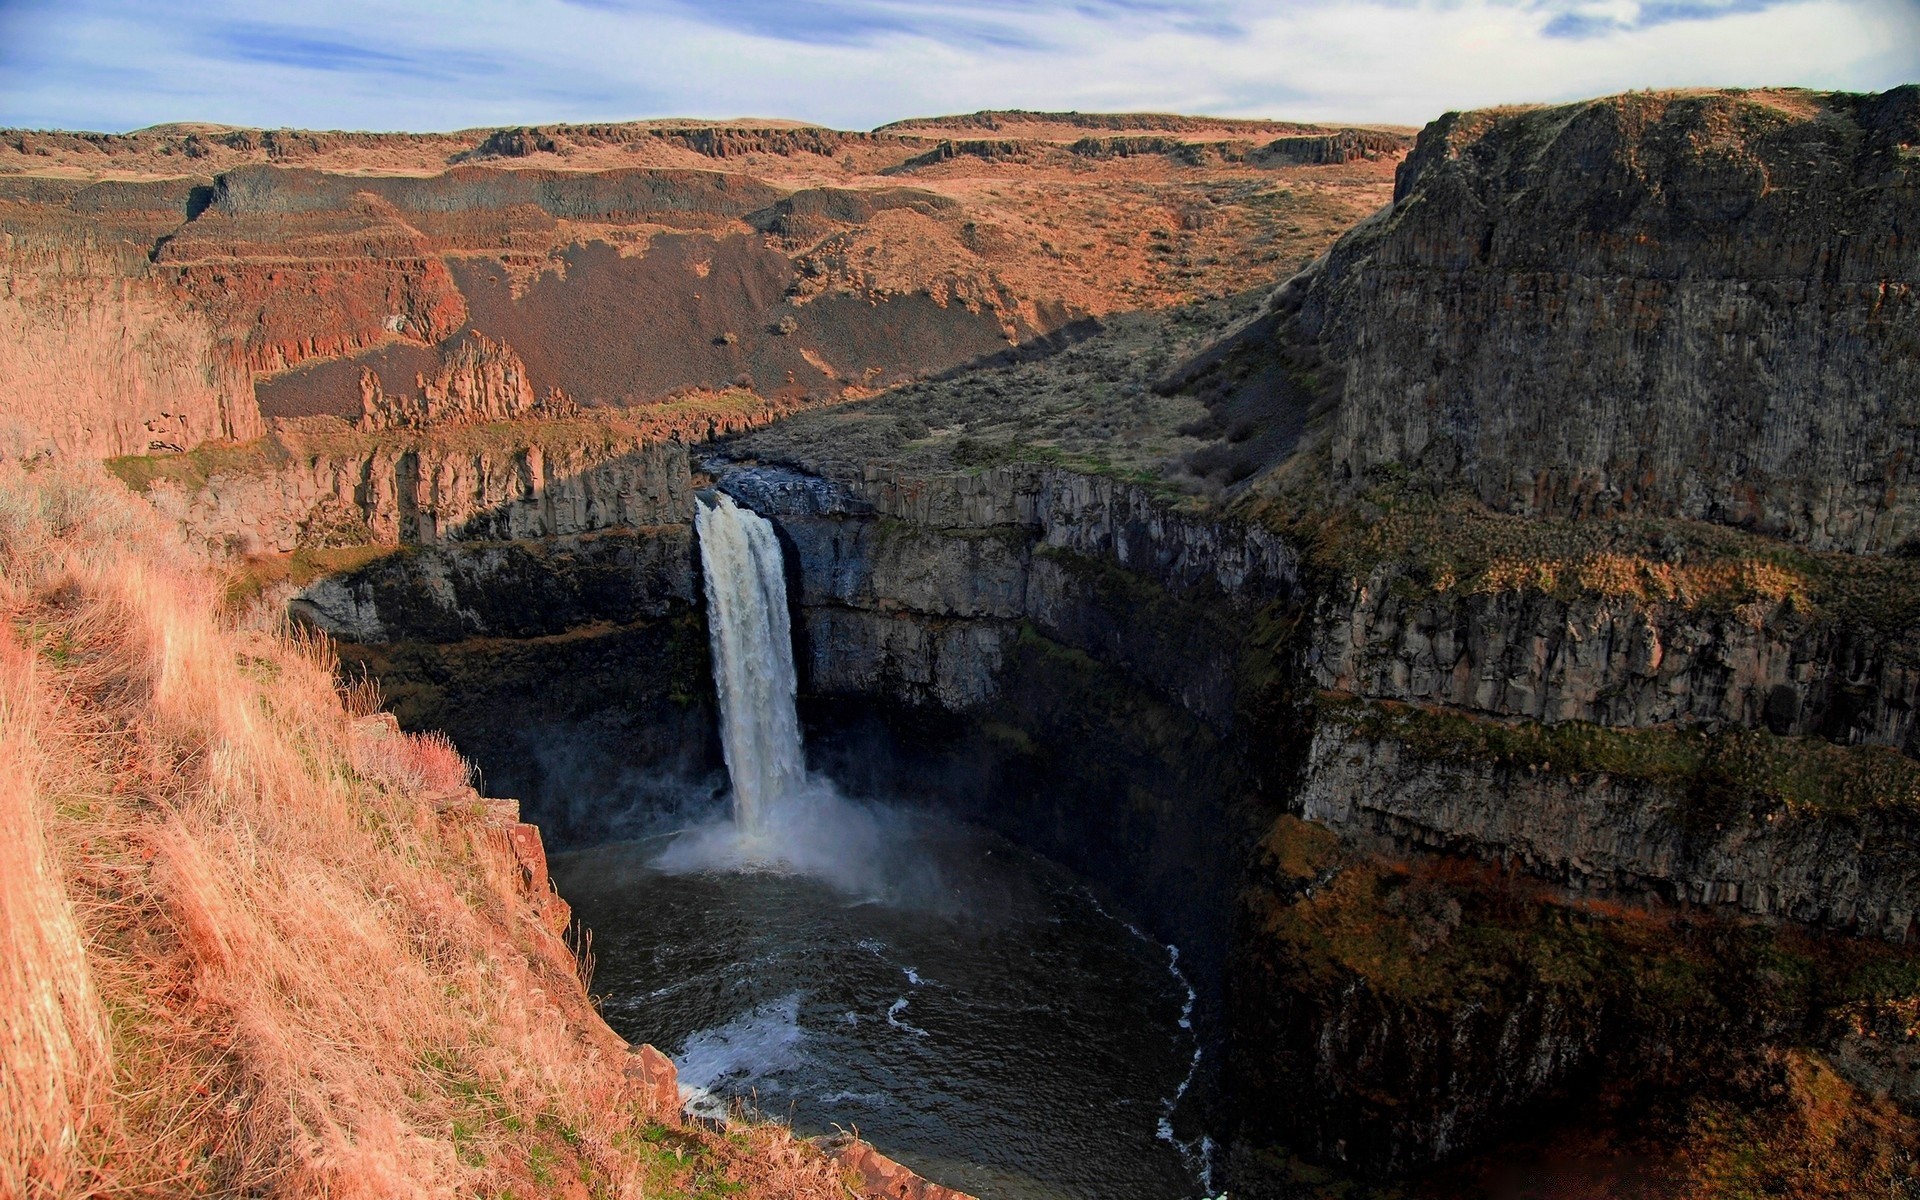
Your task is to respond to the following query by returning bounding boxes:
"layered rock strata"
[720,462,1297,716]
[1297,715,1920,937]
[1313,560,1920,751]
[83,85,1920,1194]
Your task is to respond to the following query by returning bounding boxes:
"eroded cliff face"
[720,461,1295,714]
[126,416,1920,1189]
[1297,714,1920,937]
[0,233,260,459]
[1271,87,1920,552]
[120,404,808,558]
[1,111,1404,469]
[121,417,723,845]
[1313,560,1920,751]
[706,461,1297,980]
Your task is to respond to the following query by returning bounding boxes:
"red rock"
[626,1044,683,1126]
[497,822,572,934]
[820,1134,977,1200]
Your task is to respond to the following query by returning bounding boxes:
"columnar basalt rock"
[718,461,1295,720]
[140,432,693,556]
[1312,566,1920,752]
[359,331,578,430]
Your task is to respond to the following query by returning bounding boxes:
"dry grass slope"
[0,465,852,1198]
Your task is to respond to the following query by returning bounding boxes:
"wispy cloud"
[205,20,509,82]
[1536,0,1792,39]
[0,0,1913,132]
[562,0,1044,49]
[562,0,1244,49]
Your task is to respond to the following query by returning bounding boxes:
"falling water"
[662,490,892,886]
[694,491,806,834]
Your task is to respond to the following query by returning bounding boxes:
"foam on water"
[675,993,807,1119]
[886,996,930,1038]
[1084,891,1217,1195]
[556,825,1208,1200]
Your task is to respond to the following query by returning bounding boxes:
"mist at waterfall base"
[550,493,1210,1199]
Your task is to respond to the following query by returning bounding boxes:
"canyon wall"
[710,461,1299,980]
[139,424,693,558]
[1272,87,1920,552]
[1298,712,1920,937]
[127,406,1920,1188]
[698,453,1920,1185]
[0,232,259,459]
[1312,559,1920,752]
[2,111,1403,467]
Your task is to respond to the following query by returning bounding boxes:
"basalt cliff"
[13,88,1920,1197]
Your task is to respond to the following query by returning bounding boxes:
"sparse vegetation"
[104,439,280,495]
[0,464,851,1198]
[733,290,1263,499]
[1256,483,1920,636]
[1321,693,1920,817]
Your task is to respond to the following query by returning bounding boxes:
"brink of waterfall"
[693,491,806,834]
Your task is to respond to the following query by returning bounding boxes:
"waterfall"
[666,488,891,891]
[694,491,806,835]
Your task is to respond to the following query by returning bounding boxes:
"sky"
[0,0,1915,133]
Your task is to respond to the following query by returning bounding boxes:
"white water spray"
[694,492,806,835]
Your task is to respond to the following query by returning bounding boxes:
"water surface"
[553,814,1206,1200]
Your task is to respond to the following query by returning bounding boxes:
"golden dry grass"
[0,463,853,1199]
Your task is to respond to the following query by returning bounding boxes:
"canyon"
[10,86,1920,1197]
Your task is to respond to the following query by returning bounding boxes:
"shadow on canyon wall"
[288,431,1309,1033]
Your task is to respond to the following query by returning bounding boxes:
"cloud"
[1537,0,1791,39]
[204,20,509,83]
[561,0,1244,49]
[0,0,1913,133]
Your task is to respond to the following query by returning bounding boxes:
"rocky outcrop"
[625,1044,684,1127]
[1270,87,1920,552]
[1236,934,1603,1175]
[355,709,574,933]
[358,331,578,430]
[1296,719,1920,937]
[819,1134,978,1200]
[1257,129,1408,165]
[142,429,692,556]
[292,529,696,644]
[1313,565,1920,752]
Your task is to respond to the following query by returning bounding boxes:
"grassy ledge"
[1317,693,1920,818]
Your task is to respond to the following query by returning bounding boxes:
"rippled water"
[552,812,1209,1199]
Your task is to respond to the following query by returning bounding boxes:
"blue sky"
[0,0,1914,132]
